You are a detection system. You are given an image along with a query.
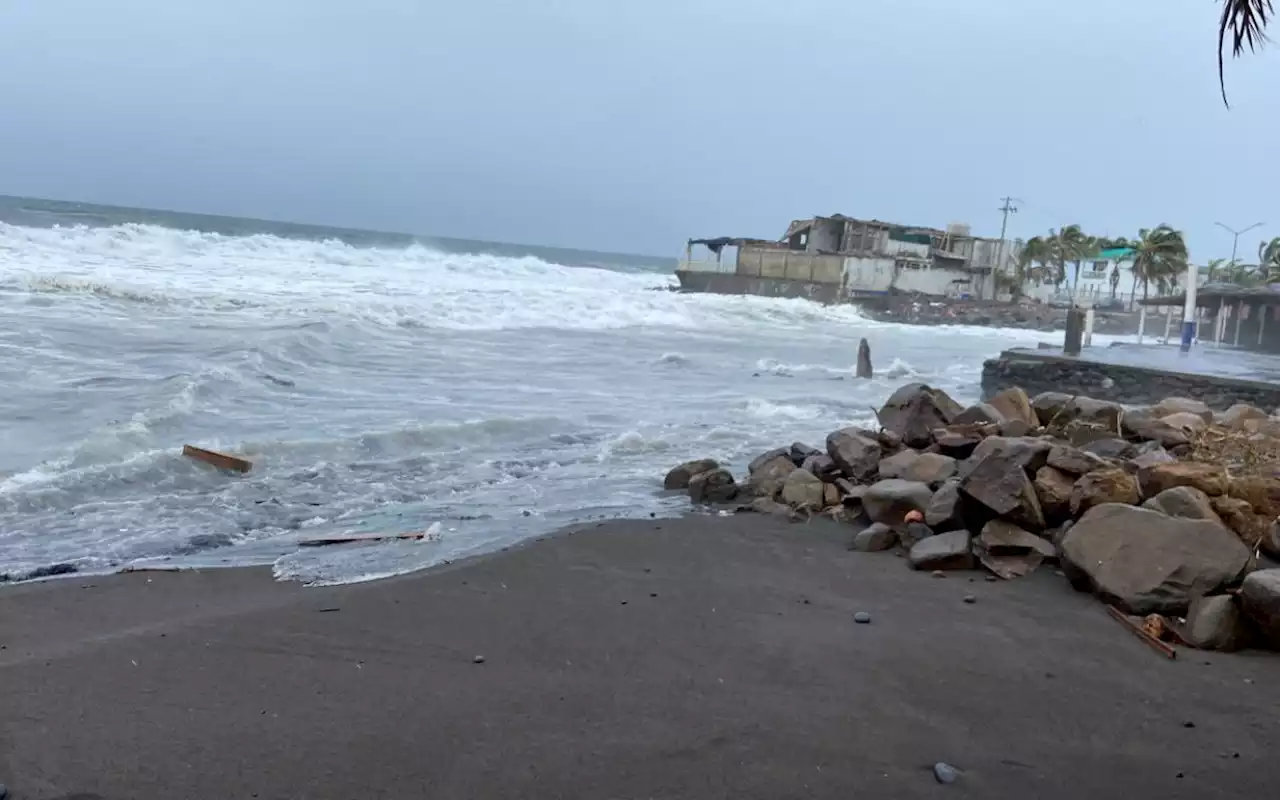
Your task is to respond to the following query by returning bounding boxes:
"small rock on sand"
[963,595,976,604]
[473,655,486,664]
[854,612,872,624]
[933,762,961,784]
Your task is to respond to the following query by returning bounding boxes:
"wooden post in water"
[855,337,873,378]
[1259,303,1267,346]
[1234,299,1244,347]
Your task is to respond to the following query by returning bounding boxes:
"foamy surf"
[1,213,1065,585]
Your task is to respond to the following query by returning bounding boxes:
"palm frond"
[1219,0,1274,106]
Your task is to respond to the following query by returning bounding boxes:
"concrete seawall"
[675,270,842,304]
[981,348,1280,409]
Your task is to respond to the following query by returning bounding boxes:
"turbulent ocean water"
[0,196,1080,585]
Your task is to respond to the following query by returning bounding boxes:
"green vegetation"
[1219,0,1273,104]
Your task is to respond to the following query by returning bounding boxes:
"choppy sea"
[0,195,1083,584]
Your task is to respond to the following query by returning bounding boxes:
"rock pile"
[664,383,1280,654]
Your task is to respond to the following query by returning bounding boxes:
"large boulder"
[924,479,965,532]
[988,387,1038,428]
[877,384,962,449]
[781,469,825,510]
[1046,445,1107,477]
[801,454,840,482]
[878,450,957,485]
[1069,469,1140,517]
[960,450,1046,531]
[1183,594,1248,652]
[1080,437,1136,460]
[1137,461,1229,498]
[1152,397,1213,423]
[1240,570,1280,649]
[1141,486,1222,523]
[1220,403,1269,431]
[1033,466,1075,525]
[1031,392,1122,429]
[899,521,936,549]
[826,428,882,483]
[1264,520,1280,560]
[974,519,1057,579]
[689,468,738,504]
[664,458,720,491]
[744,454,797,499]
[862,480,934,525]
[908,530,974,571]
[1129,446,1175,471]
[1060,504,1251,615]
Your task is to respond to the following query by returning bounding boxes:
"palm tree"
[1128,225,1189,309]
[1016,235,1052,291]
[1044,225,1088,296]
[1219,0,1274,104]
[1205,258,1229,284]
[1258,237,1280,283]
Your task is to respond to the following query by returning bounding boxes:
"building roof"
[1098,247,1135,259]
[1139,283,1280,307]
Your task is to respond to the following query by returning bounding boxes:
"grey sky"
[0,0,1275,259]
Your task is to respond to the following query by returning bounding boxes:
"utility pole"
[995,197,1020,300]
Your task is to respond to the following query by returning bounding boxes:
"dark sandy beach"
[2,514,1278,799]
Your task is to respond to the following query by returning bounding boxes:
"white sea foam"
[0,219,1059,584]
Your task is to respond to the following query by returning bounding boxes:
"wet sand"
[2,514,1278,799]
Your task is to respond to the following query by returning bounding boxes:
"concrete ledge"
[981,348,1280,409]
[675,270,841,304]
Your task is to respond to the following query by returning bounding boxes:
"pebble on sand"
[931,570,946,579]
[963,595,976,604]
[473,655,486,664]
[854,612,872,624]
[933,762,961,784]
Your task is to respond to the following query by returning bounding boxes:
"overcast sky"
[0,0,1275,258]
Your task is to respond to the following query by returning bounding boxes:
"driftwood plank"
[182,445,252,473]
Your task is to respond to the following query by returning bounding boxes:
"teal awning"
[1098,247,1135,259]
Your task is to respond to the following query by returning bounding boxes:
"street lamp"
[1214,220,1265,265]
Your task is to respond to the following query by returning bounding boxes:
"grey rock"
[826,428,882,482]
[1031,392,1123,429]
[960,449,1046,531]
[1061,504,1251,615]
[878,450,957,485]
[988,386,1039,427]
[862,479,934,525]
[878,383,963,448]
[1081,438,1136,460]
[925,479,965,532]
[962,436,1052,477]
[1137,461,1229,498]
[1152,396,1213,423]
[749,497,791,516]
[744,454,797,499]
[933,762,961,784]
[801,453,839,481]
[998,418,1032,438]
[789,442,822,466]
[1220,403,1269,430]
[663,458,719,491]
[963,594,976,604]
[1129,446,1175,471]
[850,522,898,552]
[974,519,1056,579]
[1069,468,1140,517]
[1046,444,1107,476]
[1142,486,1223,523]
[688,468,738,504]
[781,469,826,510]
[748,448,790,474]
[908,530,974,571]
[1240,569,1280,649]
[1033,465,1075,525]
[1184,594,1248,652]
[856,337,873,378]
[1265,519,1280,560]
[952,403,1004,425]
[1122,410,1191,449]
[854,611,872,624]
[899,521,935,549]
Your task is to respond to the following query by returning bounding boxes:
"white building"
[1021,247,1188,309]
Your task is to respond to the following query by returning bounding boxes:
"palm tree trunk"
[1128,272,1139,311]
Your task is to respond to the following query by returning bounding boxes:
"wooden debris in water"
[182,445,252,473]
